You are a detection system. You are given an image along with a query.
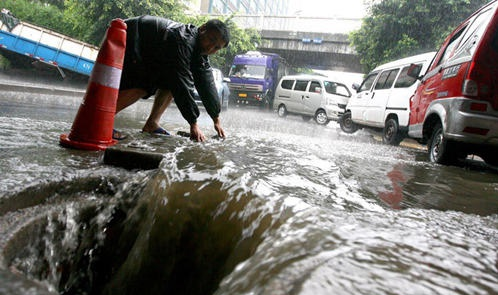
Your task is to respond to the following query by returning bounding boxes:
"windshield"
[324,81,351,97]
[229,64,267,79]
[358,73,378,92]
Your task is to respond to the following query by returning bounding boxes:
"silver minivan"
[273,75,352,125]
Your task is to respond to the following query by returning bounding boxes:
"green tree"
[350,0,491,72]
[3,0,68,33]
[1,0,73,69]
[211,17,260,74]
[61,1,261,73]
[64,0,189,45]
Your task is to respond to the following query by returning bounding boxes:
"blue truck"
[0,9,97,77]
[227,51,288,109]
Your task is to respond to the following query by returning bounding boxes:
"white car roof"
[372,51,437,72]
[280,74,344,82]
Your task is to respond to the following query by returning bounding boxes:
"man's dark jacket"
[120,15,221,124]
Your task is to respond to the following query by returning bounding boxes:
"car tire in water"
[302,115,312,122]
[315,109,329,125]
[383,118,403,146]
[428,122,458,165]
[339,111,358,133]
[277,104,287,117]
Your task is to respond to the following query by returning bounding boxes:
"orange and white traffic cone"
[60,18,127,151]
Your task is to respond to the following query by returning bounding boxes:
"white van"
[273,75,352,125]
[339,52,436,145]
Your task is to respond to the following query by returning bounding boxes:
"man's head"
[198,19,230,55]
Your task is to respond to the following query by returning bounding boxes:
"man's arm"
[164,27,223,141]
[169,63,220,141]
[170,72,201,125]
[191,58,225,139]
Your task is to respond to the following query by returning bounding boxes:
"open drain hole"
[3,180,265,295]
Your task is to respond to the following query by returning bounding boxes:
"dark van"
[408,0,498,165]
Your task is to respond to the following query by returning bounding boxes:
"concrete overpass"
[208,15,364,72]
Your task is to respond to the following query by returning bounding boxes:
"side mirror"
[352,83,360,91]
[314,87,322,93]
[407,63,423,79]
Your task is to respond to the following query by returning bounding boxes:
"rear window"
[294,80,309,91]
[281,79,294,90]
[374,68,399,90]
[394,66,418,88]
[454,7,494,59]
[438,28,465,66]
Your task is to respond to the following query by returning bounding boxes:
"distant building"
[188,0,289,16]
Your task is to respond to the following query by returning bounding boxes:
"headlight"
[327,98,337,105]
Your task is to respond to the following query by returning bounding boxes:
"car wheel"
[277,104,287,117]
[428,122,457,165]
[315,110,329,125]
[383,118,403,146]
[339,111,358,133]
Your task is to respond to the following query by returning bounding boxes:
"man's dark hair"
[205,19,230,48]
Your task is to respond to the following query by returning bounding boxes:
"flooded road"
[0,84,497,295]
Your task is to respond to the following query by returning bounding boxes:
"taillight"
[463,61,493,98]
[462,79,478,96]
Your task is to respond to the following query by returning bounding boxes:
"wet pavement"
[0,77,497,295]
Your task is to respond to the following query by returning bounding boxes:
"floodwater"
[0,80,497,295]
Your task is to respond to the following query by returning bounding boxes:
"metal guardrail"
[207,14,363,34]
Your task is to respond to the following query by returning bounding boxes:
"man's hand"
[213,117,226,138]
[190,123,206,142]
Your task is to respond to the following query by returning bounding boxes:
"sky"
[288,0,368,18]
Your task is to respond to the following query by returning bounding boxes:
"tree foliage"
[63,0,189,45]
[3,0,69,33]
[350,0,491,72]
[1,0,260,73]
[213,16,260,74]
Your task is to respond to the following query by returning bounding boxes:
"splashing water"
[1,91,497,295]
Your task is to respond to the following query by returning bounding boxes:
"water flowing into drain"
[1,170,279,295]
